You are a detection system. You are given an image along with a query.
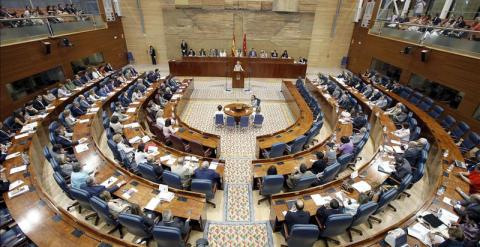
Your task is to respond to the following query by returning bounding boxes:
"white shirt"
[394,128,410,142]
[163,126,175,138]
[117,142,134,154]
[132,92,142,102]
[134,151,148,165]
[156,117,165,128]
[214,110,225,118]
[233,64,244,72]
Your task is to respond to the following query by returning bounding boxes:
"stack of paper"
[8,180,24,190]
[6,152,21,160]
[46,106,55,110]
[20,122,38,133]
[79,119,90,124]
[10,166,27,176]
[100,176,118,188]
[141,136,151,143]
[75,143,89,153]
[145,197,161,211]
[14,133,29,140]
[171,94,181,100]
[125,122,140,128]
[158,191,175,202]
[378,162,395,174]
[408,222,432,246]
[59,97,68,101]
[129,136,142,144]
[127,107,137,113]
[352,181,372,193]
[89,107,99,113]
[311,194,332,206]
[8,185,29,199]
[122,188,138,199]
[393,146,404,153]
[147,146,158,155]
[438,208,459,225]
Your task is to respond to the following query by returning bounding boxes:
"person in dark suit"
[352,113,367,130]
[78,95,91,111]
[194,161,221,186]
[145,156,163,179]
[0,123,14,144]
[70,101,85,118]
[187,48,195,56]
[120,92,132,107]
[248,48,257,57]
[316,199,344,226]
[199,48,207,57]
[311,152,328,174]
[403,141,422,167]
[271,50,278,58]
[386,155,412,185]
[284,199,311,236]
[180,40,188,56]
[33,95,46,111]
[149,45,157,65]
[158,209,190,238]
[80,177,124,197]
[281,50,289,58]
[54,128,78,149]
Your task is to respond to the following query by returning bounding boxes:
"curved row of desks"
[354,75,469,246]
[2,71,139,246]
[255,80,315,158]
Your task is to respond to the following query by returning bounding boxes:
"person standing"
[414,0,426,17]
[180,40,188,56]
[149,45,157,65]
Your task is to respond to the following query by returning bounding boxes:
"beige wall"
[120,0,357,69]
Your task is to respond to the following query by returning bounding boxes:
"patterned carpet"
[179,78,293,244]
[204,221,273,247]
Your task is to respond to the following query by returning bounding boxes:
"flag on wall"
[242,33,247,56]
[231,33,236,57]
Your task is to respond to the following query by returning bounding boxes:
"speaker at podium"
[232,61,245,88]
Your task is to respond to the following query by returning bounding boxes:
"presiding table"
[224,103,253,123]
[168,57,307,78]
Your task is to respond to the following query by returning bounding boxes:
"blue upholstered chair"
[226,116,236,129]
[440,115,456,130]
[317,162,342,185]
[460,132,480,153]
[48,121,59,133]
[262,142,286,158]
[317,214,353,246]
[152,225,186,247]
[290,175,316,191]
[107,139,122,161]
[410,126,421,141]
[0,225,27,247]
[409,92,423,105]
[399,87,413,99]
[371,188,398,223]
[214,114,224,127]
[53,172,78,211]
[253,114,264,128]
[395,174,413,200]
[450,121,470,140]
[283,224,319,247]
[138,163,162,183]
[258,175,284,205]
[43,146,52,161]
[89,196,123,238]
[191,179,216,208]
[286,135,307,154]
[347,202,378,241]
[239,116,249,129]
[162,171,183,189]
[118,213,153,244]
[337,153,356,171]
[428,105,444,119]
[418,97,434,111]
[70,188,97,220]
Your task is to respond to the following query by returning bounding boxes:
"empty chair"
[49,132,57,145]
[118,213,153,244]
[317,162,342,185]
[396,174,413,199]
[89,196,123,238]
[0,208,13,229]
[253,114,264,128]
[399,87,413,99]
[290,175,316,191]
[409,92,423,105]
[239,116,249,129]
[162,171,183,189]
[460,132,480,153]
[371,188,398,223]
[189,140,212,157]
[411,161,426,185]
[428,105,444,119]
[410,126,421,141]
[226,116,236,129]
[347,202,378,241]
[317,214,353,246]
[169,135,190,152]
[191,179,216,208]
[440,115,456,130]
[151,124,167,143]
[137,163,162,183]
[284,224,319,247]
[257,175,284,205]
[70,188,97,219]
[418,97,434,111]
[214,114,224,127]
[262,142,287,158]
[286,135,307,154]
[3,116,15,131]
[153,225,187,247]
[450,121,470,140]
[337,153,355,171]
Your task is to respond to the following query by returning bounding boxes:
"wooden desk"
[168,57,307,78]
[255,81,314,158]
[224,103,253,123]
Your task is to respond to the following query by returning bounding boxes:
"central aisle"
[180,77,295,246]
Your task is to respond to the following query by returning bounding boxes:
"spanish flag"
[231,33,236,57]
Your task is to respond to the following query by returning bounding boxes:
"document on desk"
[145,196,161,211]
[209,162,218,170]
[147,146,158,154]
[46,106,55,110]
[171,94,181,100]
[14,133,30,140]
[129,136,142,144]
[141,135,151,143]
[390,139,402,145]
[101,176,118,188]
[393,146,404,153]
[9,180,24,190]
[160,155,171,162]
[158,191,175,202]
[79,119,90,124]
[438,208,459,225]
[6,152,21,160]
[89,107,100,113]
[378,162,395,174]
[352,181,372,193]
[8,185,30,199]
[122,188,138,199]
[408,222,432,246]
[74,143,89,153]
[311,194,332,206]
[125,122,140,128]
[127,107,137,113]
[166,157,177,166]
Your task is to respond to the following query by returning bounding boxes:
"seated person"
[63,110,77,129]
[194,161,220,186]
[42,90,57,104]
[109,116,124,135]
[147,101,161,115]
[113,134,134,157]
[316,199,344,226]
[163,87,173,101]
[156,109,165,127]
[64,79,78,91]
[368,89,382,101]
[326,142,337,165]
[460,212,480,246]
[352,127,367,146]
[163,119,176,139]
[80,176,124,197]
[54,128,79,149]
[112,107,130,122]
[70,163,90,189]
[459,164,480,194]
[352,114,367,130]
[453,190,480,221]
[393,123,411,143]
[266,165,278,175]
[284,199,310,236]
[0,122,14,144]
[99,191,131,218]
[157,210,190,238]
[57,85,72,98]
[145,156,163,179]
[70,101,85,118]
[429,225,464,247]
[281,50,289,58]
[344,193,370,215]
[214,105,225,118]
[131,89,143,102]
[134,143,148,169]
[386,155,412,185]
[251,107,262,122]
[373,95,388,109]
[338,136,354,155]
[51,144,76,176]
[129,203,157,227]
[311,152,327,174]
[286,164,315,189]
[271,50,278,58]
[11,110,26,130]
[171,157,194,189]
[32,95,46,111]
[402,141,422,167]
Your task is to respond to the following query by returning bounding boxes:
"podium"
[232,71,245,88]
